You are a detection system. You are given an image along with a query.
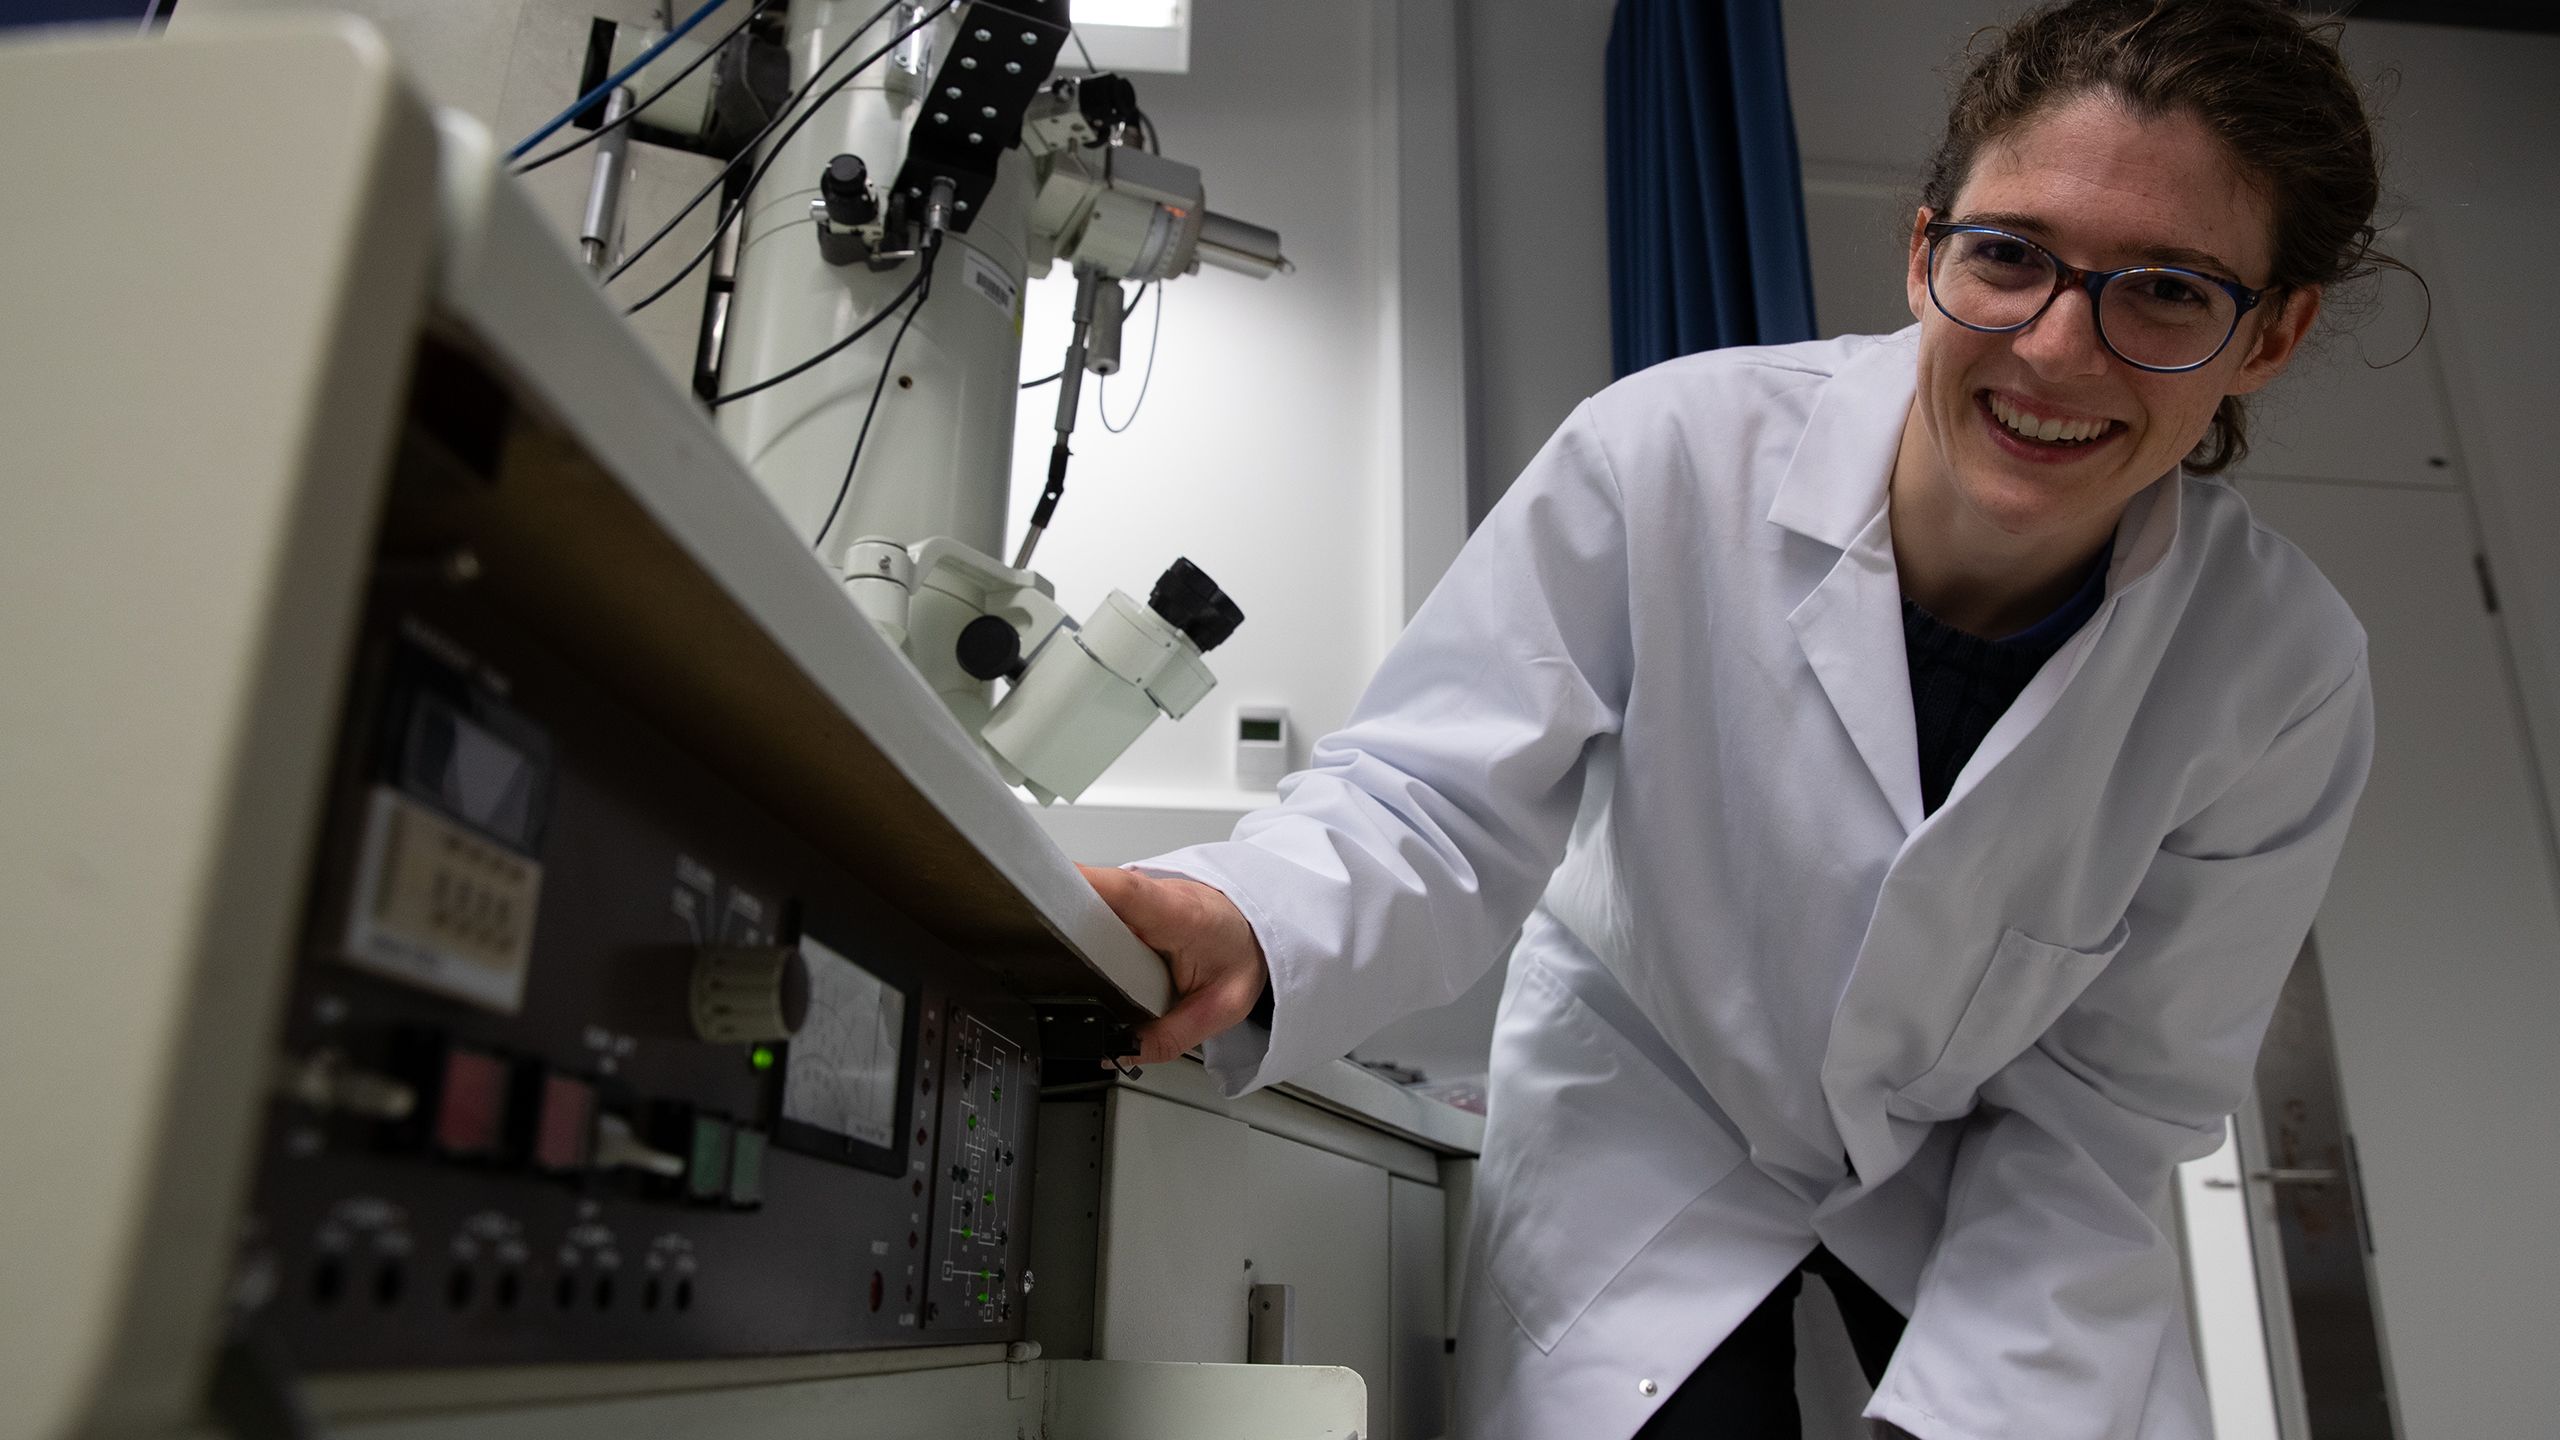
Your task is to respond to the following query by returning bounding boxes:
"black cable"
[815,241,940,550]
[619,0,960,318]
[1069,26,1098,72]
[1100,281,1160,433]
[1020,369,1063,389]
[512,0,779,176]
[603,0,905,299]
[711,265,925,406]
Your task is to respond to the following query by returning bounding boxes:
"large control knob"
[690,945,812,1044]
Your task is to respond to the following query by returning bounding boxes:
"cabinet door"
[1244,1128,1393,1439]
[1096,1089,1253,1363]
[2233,477,2560,1438]
[1389,1175,1450,1440]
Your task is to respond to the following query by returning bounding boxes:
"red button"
[533,1074,595,1172]
[433,1048,508,1158]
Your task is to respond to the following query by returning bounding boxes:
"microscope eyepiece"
[1147,558,1243,653]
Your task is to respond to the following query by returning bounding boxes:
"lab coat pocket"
[1479,956,1747,1355]
[1886,920,2131,1124]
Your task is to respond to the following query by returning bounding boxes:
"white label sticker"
[961,248,1021,324]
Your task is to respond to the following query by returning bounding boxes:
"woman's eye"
[2136,274,2209,307]
[1975,240,2034,267]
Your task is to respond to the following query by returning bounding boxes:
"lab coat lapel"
[1929,473,2184,817]
[1789,512,1923,832]
[1770,331,1926,833]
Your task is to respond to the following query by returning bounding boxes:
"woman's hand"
[1079,864,1270,1067]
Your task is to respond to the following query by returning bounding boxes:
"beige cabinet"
[1038,1070,1463,1440]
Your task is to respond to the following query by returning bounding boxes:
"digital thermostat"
[1233,705,1291,793]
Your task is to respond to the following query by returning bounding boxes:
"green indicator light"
[962,1227,973,1239]
[966,1115,978,1130]
[983,1191,994,1204]
[979,1291,991,1303]
[749,1045,775,1072]
[991,1086,1002,1100]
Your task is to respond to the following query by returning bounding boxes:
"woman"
[1085,2,2391,1435]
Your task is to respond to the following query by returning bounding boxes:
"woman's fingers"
[1078,863,1182,954]
[1077,864,1269,1067]
[1129,972,1261,1066]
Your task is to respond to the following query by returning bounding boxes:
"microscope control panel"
[237,585,1041,1368]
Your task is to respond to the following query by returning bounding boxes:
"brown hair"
[1920,0,2403,475]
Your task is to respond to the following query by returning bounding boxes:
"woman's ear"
[1905,207,1936,324]
[2227,283,2323,397]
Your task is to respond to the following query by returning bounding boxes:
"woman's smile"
[1976,389,2128,461]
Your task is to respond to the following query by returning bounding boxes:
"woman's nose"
[2012,283,2111,378]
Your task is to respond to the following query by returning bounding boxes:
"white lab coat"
[1138,328,2372,1440]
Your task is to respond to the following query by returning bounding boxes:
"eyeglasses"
[1923,222,2264,373]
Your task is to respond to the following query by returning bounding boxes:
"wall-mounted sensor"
[1234,706,1291,792]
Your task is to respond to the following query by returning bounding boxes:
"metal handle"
[1247,1282,1296,1365]
[2248,1168,2342,1185]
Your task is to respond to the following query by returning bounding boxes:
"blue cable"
[506,0,732,161]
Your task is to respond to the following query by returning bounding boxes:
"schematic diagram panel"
[924,1011,1035,1334]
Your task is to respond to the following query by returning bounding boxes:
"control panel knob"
[690,945,812,1044]
[594,1113,686,1179]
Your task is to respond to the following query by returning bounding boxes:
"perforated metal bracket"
[888,0,1069,234]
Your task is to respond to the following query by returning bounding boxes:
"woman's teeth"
[1989,392,2112,445]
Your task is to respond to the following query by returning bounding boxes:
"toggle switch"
[274,1048,417,1122]
[594,1113,685,1179]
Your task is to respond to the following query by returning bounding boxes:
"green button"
[689,1116,733,1201]
[728,1129,768,1208]
[965,1114,978,1130]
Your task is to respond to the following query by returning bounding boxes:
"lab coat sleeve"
[1871,654,2375,1440]
[1131,403,1634,1094]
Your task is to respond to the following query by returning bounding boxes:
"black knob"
[954,614,1026,681]
[1147,558,1244,653]
[1073,73,1141,131]
[821,153,877,226]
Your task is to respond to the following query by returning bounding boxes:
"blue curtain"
[1605,0,1819,378]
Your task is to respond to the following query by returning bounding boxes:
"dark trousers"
[1633,1246,1907,1439]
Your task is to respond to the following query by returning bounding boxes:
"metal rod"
[580,87,638,272]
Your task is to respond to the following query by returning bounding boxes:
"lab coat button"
[1638,1378,1659,1397]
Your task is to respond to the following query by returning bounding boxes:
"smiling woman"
[1081,3,2395,1438]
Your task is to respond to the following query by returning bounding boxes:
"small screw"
[1021,30,1037,43]
[968,132,983,145]
[933,111,949,124]
[960,56,977,69]
[1638,1379,1659,1398]
[946,86,962,98]
[956,199,971,211]
[982,106,998,119]
[1005,60,1021,74]
[974,27,991,40]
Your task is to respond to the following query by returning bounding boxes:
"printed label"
[962,247,1021,326]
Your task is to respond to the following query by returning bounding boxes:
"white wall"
[1006,0,1400,811]
[1456,0,1617,520]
